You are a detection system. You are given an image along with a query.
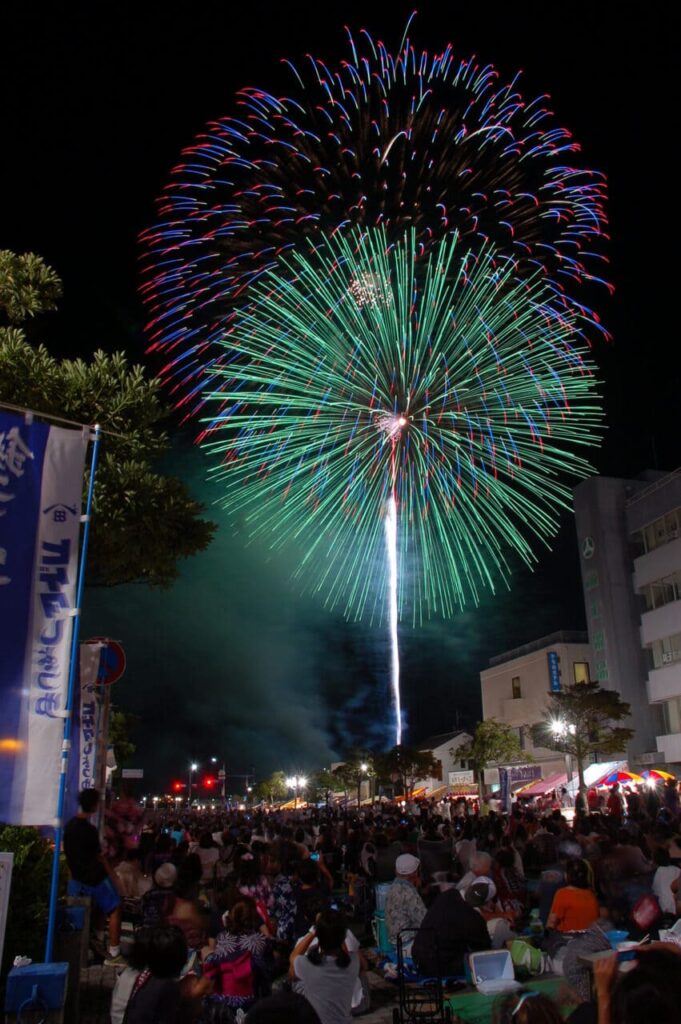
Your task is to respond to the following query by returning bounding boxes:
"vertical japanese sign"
[0,412,87,826]
[498,767,511,813]
[547,651,562,692]
[65,642,105,823]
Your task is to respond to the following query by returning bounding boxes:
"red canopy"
[519,772,568,798]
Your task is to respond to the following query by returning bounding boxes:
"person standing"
[63,787,125,966]
[607,783,625,823]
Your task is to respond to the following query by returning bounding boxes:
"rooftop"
[489,630,589,668]
[417,730,467,751]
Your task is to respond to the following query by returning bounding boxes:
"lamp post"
[188,762,198,806]
[286,775,307,810]
[550,719,574,785]
[359,762,369,808]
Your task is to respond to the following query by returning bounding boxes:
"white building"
[480,631,594,782]
[416,730,472,794]
[574,469,681,766]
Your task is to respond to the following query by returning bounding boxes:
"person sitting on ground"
[293,858,331,939]
[592,944,681,1024]
[202,896,273,1020]
[456,850,493,892]
[546,858,599,933]
[195,830,220,886]
[412,879,490,977]
[652,845,681,916]
[244,992,321,1024]
[267,841,299,949]
[63,787,125,967]
[234,847,274,927]
[168,855,210,955]
[110,926,153,1024]
[142,862,178,929]
[124,925,187,1024]
[493,847,527,922]
[290,908,359,1024]
[384,853,427,952]
[494,990,563,1024]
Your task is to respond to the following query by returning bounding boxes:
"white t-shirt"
[653,864,681,914]
[294,951,359,1024]
[110,967,139,1024]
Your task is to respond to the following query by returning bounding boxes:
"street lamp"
[188,762,198,806]
[286,775,307,810]
[550,720,574,785]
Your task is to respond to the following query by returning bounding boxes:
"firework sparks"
[140,23,609,419]
[201,226,602,623]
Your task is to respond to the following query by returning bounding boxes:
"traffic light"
[202,775,216,790]
[172,780,185,792]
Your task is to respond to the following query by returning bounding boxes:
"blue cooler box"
[4,962,68,1013]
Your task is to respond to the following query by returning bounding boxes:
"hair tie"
[512,992,540,1016]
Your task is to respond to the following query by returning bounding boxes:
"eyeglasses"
[511,992,540,1016]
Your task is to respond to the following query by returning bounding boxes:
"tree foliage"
[0,825,65,980]
[531,681,634,792]
[374,745,440,799]
[455,719,526,784]
[0,251,216,587]
[307,768,346,805]
[254,770,288,804]
[109,708,138,774]
[0,250,61,324]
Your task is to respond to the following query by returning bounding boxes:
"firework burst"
[202,226,602,624]
[140,20,609,417]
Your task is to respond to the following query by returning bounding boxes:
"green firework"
[202,227,602,623]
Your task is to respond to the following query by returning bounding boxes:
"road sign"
[121,768,144,779]
[86,637,126,685]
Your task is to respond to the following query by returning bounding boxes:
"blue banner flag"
[0,412,88,825]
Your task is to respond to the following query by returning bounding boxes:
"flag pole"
[45,424,102,963]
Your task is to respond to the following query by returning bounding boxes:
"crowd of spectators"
[61,778,681,1023]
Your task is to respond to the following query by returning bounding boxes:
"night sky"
[2,3,677,790]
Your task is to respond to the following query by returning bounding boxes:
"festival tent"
[519,772,567,798]
[565,760,627,796]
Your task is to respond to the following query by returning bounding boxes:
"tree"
[109,708,138,773]
[531,681,634,796]
[254,770,288,805]
[375,745,440,800]
[0,251,216,587]
[308,768,345,808]
[331,752,374,808]
[454,720,526,797]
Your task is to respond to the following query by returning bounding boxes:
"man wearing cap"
[385,853,426,952]
[413,880,490,976]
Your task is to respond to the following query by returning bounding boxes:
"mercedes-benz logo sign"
[582,536,595,560]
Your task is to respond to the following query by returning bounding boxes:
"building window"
[662,697,681,734]
[512,676,522,699]
[642,572,681,612]
[641,510,681,554]
[651,633,681,670]
[573,662,590,684]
